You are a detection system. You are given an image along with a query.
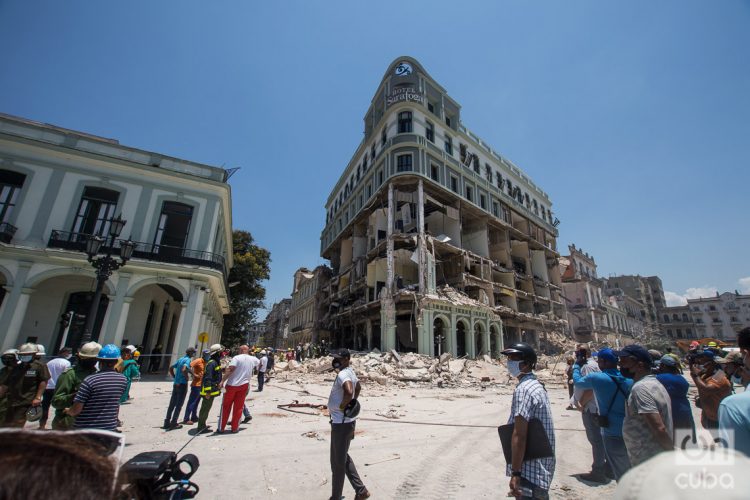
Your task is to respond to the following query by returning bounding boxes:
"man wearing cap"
[327,348,369,500]
[716,351,744,390]
[183,349,209,425]
[501,342,555,499]
[39,346,71,429]
[119,346,140,404]
[51,342,101,430]
[719,327,750,456]
[196,344,224,434]
[256,350,268,392]
[0,343,50,427]
[656,354,695,444]
[615,344,673,466]
[64,344,127,431]
[572,348,633,481]
[163,347,196,430]
[689,349,731,432]
[571,344,611,483]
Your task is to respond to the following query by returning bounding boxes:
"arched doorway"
[474,323,484,357]
[122,282,184,362]
[433,317,449,357]
[456,321,467,357]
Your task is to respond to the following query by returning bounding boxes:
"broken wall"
[462,226,489,258]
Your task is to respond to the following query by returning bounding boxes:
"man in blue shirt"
[572,348,633,481]
[719,327,750,457]
[163,347,195,430]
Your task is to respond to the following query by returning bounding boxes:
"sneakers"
[242,415,253,424]
[578,472,609,484]
[354,490,371,500]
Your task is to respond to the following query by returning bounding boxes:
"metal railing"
[48,230,226,274]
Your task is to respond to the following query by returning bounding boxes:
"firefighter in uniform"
[50,342,101,430]
[196,344,224,434]
[0,343,50,427]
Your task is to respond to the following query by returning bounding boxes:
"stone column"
[483,320,491,358]
[381,183,397,352]
[169,285,205,367]
[101,273,132,345]
[0,262,33,351]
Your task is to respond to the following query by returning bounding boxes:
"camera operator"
[689,349,731,433]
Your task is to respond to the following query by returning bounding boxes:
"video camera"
[119,451,199,500]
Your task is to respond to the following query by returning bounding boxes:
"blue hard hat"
[98,344,121,360]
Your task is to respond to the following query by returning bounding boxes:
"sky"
[1,1,748,313]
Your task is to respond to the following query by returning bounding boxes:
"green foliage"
[221,230,271,348]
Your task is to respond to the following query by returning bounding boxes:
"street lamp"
[81,215,135,344]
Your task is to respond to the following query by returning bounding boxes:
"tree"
[221,230,271,347]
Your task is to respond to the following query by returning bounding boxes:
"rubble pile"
[273,351,568,389]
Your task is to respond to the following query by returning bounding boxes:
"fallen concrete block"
[448,359,466,374]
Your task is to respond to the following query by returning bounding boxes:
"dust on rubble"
[270,349,571,390]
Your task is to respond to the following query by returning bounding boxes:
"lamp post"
[81,215,135,345]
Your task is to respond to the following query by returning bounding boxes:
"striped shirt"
[73,370,127,431]
[505,373,556,490]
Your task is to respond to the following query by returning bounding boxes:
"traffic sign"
[198,332,209,343]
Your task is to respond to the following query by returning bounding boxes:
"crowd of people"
[2,327,749,499]
[543,328,750,499]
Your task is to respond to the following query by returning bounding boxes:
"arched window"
[663,314,670,323]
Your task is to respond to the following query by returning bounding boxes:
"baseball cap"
[331,348,351,359]
[658,354,678,368]
[716,351,743,365]
[613,345,653,366]
[596,348,617,363]
[694,349,716,360]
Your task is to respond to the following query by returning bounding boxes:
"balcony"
[0,222,17,244]
[48,230,226,274]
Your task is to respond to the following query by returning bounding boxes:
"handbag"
[497,418,554,463]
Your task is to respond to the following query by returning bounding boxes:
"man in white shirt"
[328,349,369,500]
[218,345,258,433]
[40,347,71,429]
[256,350,268,392]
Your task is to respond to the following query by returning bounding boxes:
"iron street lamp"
[81,215,135,344]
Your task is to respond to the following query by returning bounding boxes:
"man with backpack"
[572,348,633,481]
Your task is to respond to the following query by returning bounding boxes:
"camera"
[119,451,199,500]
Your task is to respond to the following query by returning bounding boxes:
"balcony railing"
[48,230,226,274]
[0,222,17,244]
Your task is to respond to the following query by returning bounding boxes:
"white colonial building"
[0,114,232,365]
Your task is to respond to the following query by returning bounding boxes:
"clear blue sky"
[1,1,748,312]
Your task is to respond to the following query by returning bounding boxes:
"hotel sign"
[386,86,424,107]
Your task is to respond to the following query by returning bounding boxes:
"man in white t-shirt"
[256,350,268,392]
[327,349,369,500]
[40,347,72,429]
[218,345,258,433]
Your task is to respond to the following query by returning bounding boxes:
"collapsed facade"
[319,57,567,358]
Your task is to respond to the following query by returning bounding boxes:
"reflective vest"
[200,360,222,397]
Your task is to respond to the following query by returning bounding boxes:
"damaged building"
[318,57,567,358]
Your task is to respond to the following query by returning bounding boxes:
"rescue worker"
[50,342,101,430]
[119,346,140,404]
[64,343,127,431]
[196,344,224,434]
[0,343,50,427]
[0,349,19,424]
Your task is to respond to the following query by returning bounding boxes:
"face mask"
[19,355,33,363]
[64,354,72,360]
[620,367,634,379]
[202,355,210,361]
[332,359,342,370]
[507,360,522,377]
[732,374,743,385]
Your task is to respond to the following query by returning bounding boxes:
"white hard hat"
[36,344,46,355]
[78,342,102,359]
[2,348,18,356]
[260,350,267,355]
[126,345,137,353]
[18,343,39,355]
[209,343,224,354]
